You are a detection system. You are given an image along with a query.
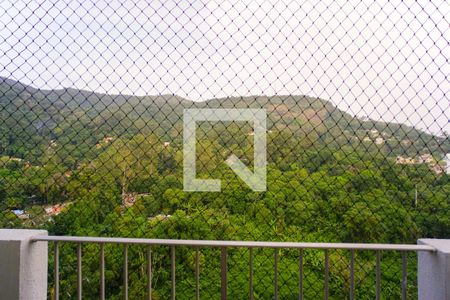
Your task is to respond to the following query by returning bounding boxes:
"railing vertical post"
[349,250,354,300]
[0,229,48,300]
[147,246,152,300]
[54,241,59,300]
[195,247,200,300]
[375,251,381,300]
[299,249,303,300]
[100,243,105,300]
[324,250,329,300]
[249,248,253,300]
[401,252,407,300]
[123,244,129,300]
[274,249,279,300]
[221,247,228,300]
[171,246,176,300]
[248,248,253,300]
[417,239,450,300]
[77,243,82,300]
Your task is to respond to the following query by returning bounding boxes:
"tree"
[97,134,158,195]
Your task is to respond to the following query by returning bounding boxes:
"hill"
[1,76,448,164]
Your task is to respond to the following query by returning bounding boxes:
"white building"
[374,137,384,145]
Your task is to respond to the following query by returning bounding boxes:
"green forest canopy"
[0,77,449,299]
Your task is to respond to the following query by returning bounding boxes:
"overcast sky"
[0,0,448,134]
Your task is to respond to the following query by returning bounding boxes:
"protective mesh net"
[0,0,448,298]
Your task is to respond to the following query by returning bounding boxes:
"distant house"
[369,129,379,137]
[12,209,24,216]
[44,205,63,216]
[9,157,23,162]
[417,154,434,164]
[396,156,415,165]
[11,209,29,219]
[122,193,150,207]
[48,140,57,148]
[96,136,115,149]
[104,136,114,143]
[431,164,445,175]
[122,193,137,207]
[374,137,384,145]
[148,214,172,222]
[401,139,413,146]
[44,203,72,216]
[396,154,448,175]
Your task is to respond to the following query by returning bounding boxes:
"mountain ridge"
[1,76,448,163]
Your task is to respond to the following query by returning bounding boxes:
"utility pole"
[446,153,450,175]
[415,184,418,207]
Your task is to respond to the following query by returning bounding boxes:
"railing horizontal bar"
[30,236,436,251]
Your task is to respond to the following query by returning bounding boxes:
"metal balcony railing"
[1,230,449,300]
[30,236,436,300]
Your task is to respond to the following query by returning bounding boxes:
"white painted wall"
[0,229,48,300]
[418,239,450,300]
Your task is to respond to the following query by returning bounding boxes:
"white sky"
[0,0,449,134]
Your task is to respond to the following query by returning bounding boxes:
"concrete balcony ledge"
[0,229,48,300]
[418,239,450,300]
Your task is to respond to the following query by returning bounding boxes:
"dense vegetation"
[0,77,449,298]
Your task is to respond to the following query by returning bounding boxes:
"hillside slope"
[1,77,448,163]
